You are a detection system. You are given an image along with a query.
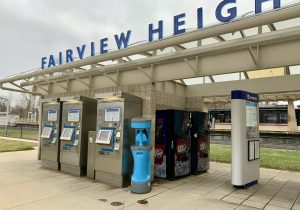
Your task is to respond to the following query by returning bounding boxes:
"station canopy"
[1,4,300,103]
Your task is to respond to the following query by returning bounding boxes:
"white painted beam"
[186,74,300,97]
[1,4,300,85]
[23,26,300,94]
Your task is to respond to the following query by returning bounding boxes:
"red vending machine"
[154,110,191,179]
[190,112,210,174]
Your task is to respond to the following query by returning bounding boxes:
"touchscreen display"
[60,128,74,140]
[96,129,113,144]
[41,127,53,139]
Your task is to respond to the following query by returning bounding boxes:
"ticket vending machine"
[60,96,97,176]
[231,90,260,188]
[94,92,142,188]
[40,98,62,170]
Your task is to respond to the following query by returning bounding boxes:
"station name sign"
[41,0,281,69]
[231,90,259,103]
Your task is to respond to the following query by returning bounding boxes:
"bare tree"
[11,92,39,119]
[0,92,12,112]
[0,100,6,112]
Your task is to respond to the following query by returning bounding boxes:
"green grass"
[210,144,300,172]
[0,140,37,153]
[0,127,38,140]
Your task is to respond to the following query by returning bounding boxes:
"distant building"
[0,113,20,126]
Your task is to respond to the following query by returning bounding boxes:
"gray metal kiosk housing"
[40,98,62,170]
[93,92,142,188]
[59,96,97,176]
[87,131,96,179]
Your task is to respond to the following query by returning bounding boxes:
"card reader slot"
[63,144,74,150]
[43,143,51,146]
[44,140,53,145]
[100,148,114,153]
[98,150,112,157]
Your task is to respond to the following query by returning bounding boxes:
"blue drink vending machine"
[190,111,210,174]
[154,110,191,179]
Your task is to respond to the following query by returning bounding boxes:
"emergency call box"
[96,129,113,145]
[60,128,74,141]
[41,127,53,139]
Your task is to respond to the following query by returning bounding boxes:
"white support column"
[288,99,297,131]
[37,98,43,160]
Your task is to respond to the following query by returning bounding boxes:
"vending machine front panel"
[173,111,191,177]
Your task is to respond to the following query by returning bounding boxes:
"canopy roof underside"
[1,3,300,101]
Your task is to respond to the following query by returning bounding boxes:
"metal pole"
[20,124,23,139]
[0,97,10,138]
[5,98,9,137]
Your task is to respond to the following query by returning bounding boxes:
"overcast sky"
[0,0,298,100]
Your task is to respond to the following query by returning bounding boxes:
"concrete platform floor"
[0,149,299,210]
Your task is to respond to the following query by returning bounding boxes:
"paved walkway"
[0,149,299,210]
[0,137,38,144]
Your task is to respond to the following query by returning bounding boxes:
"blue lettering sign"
[91,42,95,56]
[41,57,47,69]
[215,0,237,23]
[76,45,86,59]
[174,13,186,35]
[114,30,132,49]
[149,20,163,42]
[255,0,281,13]
[100,38,108,54]
[66,49,74,63]
[59,52,63,65]
[197,8,204,29]
[40,3,282,69]
[48,55,56,68]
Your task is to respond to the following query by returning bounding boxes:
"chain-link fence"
[0,125,299,171]
[210,132,300,172]
[0,125,39,140]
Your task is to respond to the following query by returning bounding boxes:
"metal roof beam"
[139,52,153,57]
[53,81,68,91]
[138,66,154,82]
[174,45,186,51]
[284,66,290,75]
[243,72,249,79]
[268,23,277,31]
[103,71,120,86]
[209,76,215,83]
[214,35,225,42]
[1,5,300,85]
[0,84,41,95]
[239,30,246,38]
[9,82,28,91]
[248,45,260,66]
[35,85,49,94]
[18,26,300,88]
[187,74,300,98]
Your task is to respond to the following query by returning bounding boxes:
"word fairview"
[41,0,281,69]
[41,31,132,69]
